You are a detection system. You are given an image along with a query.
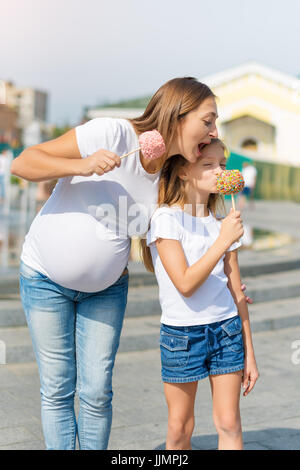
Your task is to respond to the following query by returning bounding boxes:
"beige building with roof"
[201,62,300,167]
[87,62,300,167]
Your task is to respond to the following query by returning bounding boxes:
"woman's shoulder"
[76,117,132,136]
[75,117,134,155]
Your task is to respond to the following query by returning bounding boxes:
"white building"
[86,62,300,167]
[1,80,48,144]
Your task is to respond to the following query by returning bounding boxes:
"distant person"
[238,161,257,210]
[11,77,252,450]
[142,139,258,450]
[0,149,8,204]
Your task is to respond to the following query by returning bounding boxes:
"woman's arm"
[10,128,121,182]
[156,236,230,297]
[224,249,259,395]
[10,129,84,182]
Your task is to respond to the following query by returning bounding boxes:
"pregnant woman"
[11,77,251,450]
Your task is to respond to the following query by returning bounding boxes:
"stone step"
[1,268,300,327]
[126,269,300,317]
[0,295,299,364]
[2,253,300,294]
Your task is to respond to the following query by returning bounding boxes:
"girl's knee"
[214,412,242,437]
[168,416,194,445]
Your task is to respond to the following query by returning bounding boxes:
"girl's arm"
[224,249,259,395]
[156,236,231,297]
[223,249,254,356]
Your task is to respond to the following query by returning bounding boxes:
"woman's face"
[171,96,218,163]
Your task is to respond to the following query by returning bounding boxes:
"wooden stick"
[120,147,141,160]
[231,193,236,212]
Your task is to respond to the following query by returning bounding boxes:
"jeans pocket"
[19,262,48,281]
[160,332,189,369]
[220,316,243,353]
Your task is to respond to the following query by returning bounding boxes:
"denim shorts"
[160,315,244,383]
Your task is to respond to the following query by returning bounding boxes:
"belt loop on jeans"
[205,325,218,351]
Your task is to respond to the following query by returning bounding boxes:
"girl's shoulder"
[150,204,182,222]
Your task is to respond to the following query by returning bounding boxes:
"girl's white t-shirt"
[21,118,161,292]
[146,206,242,326]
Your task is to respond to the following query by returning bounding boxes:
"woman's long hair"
[129,77,215,168]
[140,139,227,272]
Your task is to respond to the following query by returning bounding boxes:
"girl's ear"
[178,165,189,182]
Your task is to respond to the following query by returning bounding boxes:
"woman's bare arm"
[10,128,121,182]
[10,129,84,182]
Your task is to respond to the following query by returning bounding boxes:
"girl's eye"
[204,121,212,127]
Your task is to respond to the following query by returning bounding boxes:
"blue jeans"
[19,259,129,450]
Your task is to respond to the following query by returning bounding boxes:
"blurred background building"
[0,80,49,147]
[85,62,300,204]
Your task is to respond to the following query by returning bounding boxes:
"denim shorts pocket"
[220,316,243,353]
[160,332,189,369]
[19,262,48,282]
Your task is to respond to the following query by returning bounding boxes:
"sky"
[1,0,300,126]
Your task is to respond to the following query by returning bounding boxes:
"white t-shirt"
[21,118,161,292]
[146,206,242,326]
[242,165,257,188]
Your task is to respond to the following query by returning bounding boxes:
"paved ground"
[0,323,300,450]
[0,199,299,450]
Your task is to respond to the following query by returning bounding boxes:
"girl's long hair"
[129,77,215,168]
[140,139,227,272]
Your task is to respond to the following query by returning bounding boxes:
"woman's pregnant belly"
[22,211,130,292]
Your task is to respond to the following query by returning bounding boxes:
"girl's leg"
[75,273,128,450]
[163,381,198,450]
[209,371,243,450]
[19,264,77,450]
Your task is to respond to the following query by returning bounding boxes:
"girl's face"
[171,96,218,163]
[180,142,227,195]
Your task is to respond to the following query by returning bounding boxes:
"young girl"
[142,138,259,450]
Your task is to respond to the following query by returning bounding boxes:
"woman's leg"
[163,381,198,450]
[209,371,243,450]
[19,266,77,450]
[75,274,128,450]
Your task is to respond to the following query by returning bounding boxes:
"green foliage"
[51,125,71,139]
[96,96,151,109]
